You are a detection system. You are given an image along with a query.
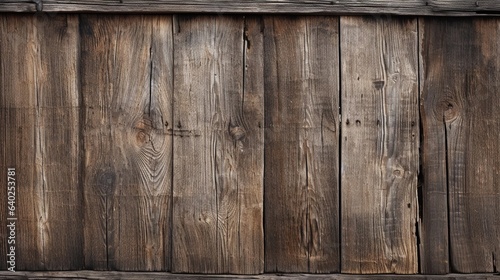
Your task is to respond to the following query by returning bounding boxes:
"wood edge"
[0,1,496,16]
[0,271,499,279]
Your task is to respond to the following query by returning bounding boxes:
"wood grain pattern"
[264,16,340,273]
[1,271,500,280]
[0,15,40,270]
[171,15,264,274]
[80,15,172,271]
[4,0,498,15]
[420,18,500,273]
[340,16,419,274]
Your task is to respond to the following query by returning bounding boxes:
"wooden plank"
[171,15,264,274]
[340,16,419,274]
[80,15,172,271]
[420,18,500,273]
[33,14,83,270]
[0,1,36,12]
[418,18,450,275]
[1,271,500,280]
[0,15,42,271]
[263,16,340,273]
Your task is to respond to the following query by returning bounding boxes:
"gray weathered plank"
[264,16,340,273]
[19,0,500,15]
[1,271,500,280]
[80,15,172,271]
[172,15,264,274]
[0,1,36,12]
[420,17,500,273]
[340,16,419,274]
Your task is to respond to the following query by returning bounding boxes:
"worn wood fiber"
[80,15,173,271]
[421,18,500,273]
[264,16,340,273]
[28,0,500,16]
[171,15,264,274]
[0,14,83,270]
[340,16,419,274]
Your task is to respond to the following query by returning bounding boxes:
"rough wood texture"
[80,15,172,271]
[264,16,340,273]
[1,271,500,280]
[171,15,264,274]
[0,15,40,270]
[421,18,500,273]
[2,0,498,15]
[340,16,419,274]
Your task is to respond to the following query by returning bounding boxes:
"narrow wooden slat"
[0,15,42,270]
[418,18,450,275]
[33,14,83,270]
[172,15,264,274]
[80,15,172,270]
[264,16,340,273]
[1,271,500,280]
[420,18,500,273]
[0,1,36,12]
[340,16,419,274]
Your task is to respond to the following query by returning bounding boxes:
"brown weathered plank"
[171,15,264,274]
[33,14,83,270]
[418,18,450,275]
[80,15,172,271]
[1,271,500,280]
[421,18,500,273]
[264,16,340,273]
[340,16,419,274]
[0,15,40,270]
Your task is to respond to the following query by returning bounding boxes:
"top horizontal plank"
[4,0,500,15]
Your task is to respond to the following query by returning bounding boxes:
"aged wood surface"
[80,15,172,270]
[1,271,500,280]
[23,0,500,16]
[421,18,500,273]
[0,15,40,270]
[0,1,36,12]
[171,15,264,274]
[264,16,340,273]
[340,16,419,274]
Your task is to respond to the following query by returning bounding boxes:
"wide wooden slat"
[172,15,264,274]
[264,16,340,273]
[421,18,500,273]
[80,15,172,271]
[340,16,419,274]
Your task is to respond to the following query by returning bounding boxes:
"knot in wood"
[440,99,460,122]
[228,125,246,141]
[96,170,116,195]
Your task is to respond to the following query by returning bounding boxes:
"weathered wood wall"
[0,14,499,275]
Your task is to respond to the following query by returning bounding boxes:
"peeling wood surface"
[263,16,340,273]
[171,15,264,274]
[80,15,173,270]
[340,16,419,274]
[420,18,500,273]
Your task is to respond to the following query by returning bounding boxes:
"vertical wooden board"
[0,15,42,270]
[172,15,264,274]
[263,16,340,273]
[340,16,418,274]
[421,18,500,273]
[34,14,83,270]
[80,15,172,271]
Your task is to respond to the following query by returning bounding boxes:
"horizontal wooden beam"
[1,272,500,279]
[1,0,500,15]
